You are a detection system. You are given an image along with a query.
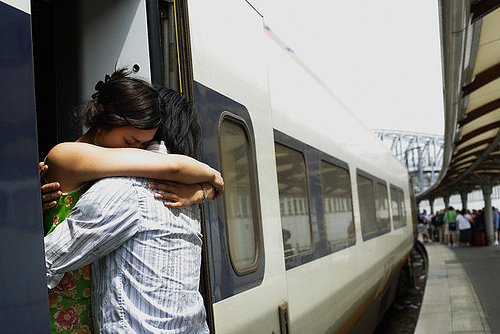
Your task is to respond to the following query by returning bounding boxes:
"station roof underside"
[417,0,500,201]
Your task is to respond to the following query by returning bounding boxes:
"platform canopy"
[417,0,500,202]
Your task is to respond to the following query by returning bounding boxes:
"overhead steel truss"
[373,129,444,194]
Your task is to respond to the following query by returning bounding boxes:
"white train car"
[0,0,416,333]
[189,1,415,333]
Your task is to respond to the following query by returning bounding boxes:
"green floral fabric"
[44,184,93,333]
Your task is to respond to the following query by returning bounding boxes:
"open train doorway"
[31,0,156,159]
[30,0,213,331]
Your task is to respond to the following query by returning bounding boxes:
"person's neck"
[78,128,97,144]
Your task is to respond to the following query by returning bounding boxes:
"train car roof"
[264,25,409,185]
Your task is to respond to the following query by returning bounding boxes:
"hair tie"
[95,80,105,91]
[91,74,111,99]
[91,81,103,99]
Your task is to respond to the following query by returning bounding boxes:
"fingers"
[149,182,174,192]
[39,162,48,177]
[215,172,224,194]
[164,201,187,209]
[150,182,181,205]
[39,163,61,211]
[149,181,210,208]
[209,175,224,197]
[202,183,215,201]
[154,193,189,209]
[154,192,178,202]
[42,200,57,211]
[41,181,61,212]
[42,189,62,203]
[42,182,61,194]
[211,179,224,198]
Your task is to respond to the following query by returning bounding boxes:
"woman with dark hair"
[156,87,201,157]
[41,69,223,333]
[43,69,222,195]
[144,87,210,206]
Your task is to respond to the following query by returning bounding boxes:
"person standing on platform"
[432,209,445,242]
[417,210,430,243]
[443,206,457,246]
[474,209,487,246]
[425,210,433,243]
[456,209,472,246]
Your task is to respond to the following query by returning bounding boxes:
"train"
[1,0,420,333]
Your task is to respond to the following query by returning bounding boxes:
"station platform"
[415,242,500,333]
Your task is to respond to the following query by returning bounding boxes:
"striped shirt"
[45,176,209,333]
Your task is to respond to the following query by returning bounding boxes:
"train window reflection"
[400,190,407,226]
[357,174,378,240]
[376,182,390,233]
[275,143,312,258]
[390,187,401,228]
[220,119,259,274]
[391,186,407,229]
[320,161,355,249]
[159,0,180,90]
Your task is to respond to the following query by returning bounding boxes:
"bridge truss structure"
[373,130,444,195]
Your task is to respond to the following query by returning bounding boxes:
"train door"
[0,1,50,332]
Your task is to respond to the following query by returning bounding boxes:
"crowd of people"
[417,206,500,247]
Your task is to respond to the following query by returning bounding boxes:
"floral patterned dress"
[44,184,93,333]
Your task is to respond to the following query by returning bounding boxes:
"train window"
[275,143,312,258]
[219,118,260,274]
[320,161,355,249]
[159,0,180,90]
[400,190,407,226]
[356,174,378,240]
[390,186,402,228]
[375,182,391,233]
[391,186,407,229]
[154,0,193,98]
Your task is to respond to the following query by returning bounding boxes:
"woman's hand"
[39,162,62,211]
[149,181,216,209]
[208,169,224,198]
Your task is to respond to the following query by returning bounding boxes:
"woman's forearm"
[45,142,223,193]
[160,154,224,193]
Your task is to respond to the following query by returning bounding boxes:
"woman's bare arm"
[44,142,223,193]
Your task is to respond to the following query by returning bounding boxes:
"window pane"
[220,121,257,272]
[390,187,402,228]
[275,143,312,257]
[357,174,377,239]
[376,182,390,232]
[159,1,179,90]
[320,161,355,246]
[399,189,407,228]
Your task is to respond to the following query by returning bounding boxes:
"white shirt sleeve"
[45,178,142,289]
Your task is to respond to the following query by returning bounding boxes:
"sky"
[250,0,445,136]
